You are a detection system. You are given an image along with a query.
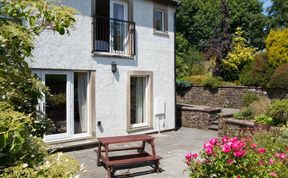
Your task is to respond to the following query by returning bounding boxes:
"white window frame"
[154,8,165,33]
[32,70,91,142]
[127,71,153,131]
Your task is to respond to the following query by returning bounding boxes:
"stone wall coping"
[177,104,222,113]
[224,118,255,127]
[191,85,263,89]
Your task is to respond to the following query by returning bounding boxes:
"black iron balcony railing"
[93,16,136,56]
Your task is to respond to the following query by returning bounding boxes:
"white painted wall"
[28,0,176,137]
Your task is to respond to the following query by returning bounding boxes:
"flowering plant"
[186,136,288,177]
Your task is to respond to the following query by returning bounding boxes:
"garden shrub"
[269,64,288,89]
[187,75,207,85]
[185,136,288,178]
[0,106,48,167]
[255,114,274,125]
[243,93,260,107]
[233,107,253,120]
[2,153,82,178]
[249,98,270,117]
[268,99,288,125]
[222,27,256,81]
[201,75,224,89]
[266,28,288,68]
[239,52,275,87]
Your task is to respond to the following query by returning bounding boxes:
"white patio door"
[111,0,128,53]
[33,71,90,142]
[42,71,72,141]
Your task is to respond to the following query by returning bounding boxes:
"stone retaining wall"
[177,86,288,109]
[177,104,221,130]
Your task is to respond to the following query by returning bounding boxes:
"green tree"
[266,28,288,68]
[269,0,288,28]
[176,0,267,50]
[222,27,256,81]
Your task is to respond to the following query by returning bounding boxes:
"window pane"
[45,74,67,135]
[74,72,88,134]
[130,77,146,125]
[155,10,163,31]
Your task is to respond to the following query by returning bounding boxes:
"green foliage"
[0,104,48,167]
[268,99,288,125]
[249,98,270,117]
[243,93,260,107]
[2,153,81,178]
[176,0,221,49]
[176,33,207,80]
[187,75,208,85]
[253,129,288,153]
[47,93,66,106]
[269,64,288,89]
[177,0,267,50]
[255,114,274,125]
[239,52,275,87]
[176,80,192,89]
[0,1,80,177]
[266,28,288,68]
[201,75,224,89]
[222,27,256,81]
[269,0,288,28]
[233,107,253,120]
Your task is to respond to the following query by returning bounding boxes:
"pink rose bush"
[185,136,288,178]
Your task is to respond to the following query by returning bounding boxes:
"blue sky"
[260,0,272,13]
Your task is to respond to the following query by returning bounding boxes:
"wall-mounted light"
[111,61,117,73]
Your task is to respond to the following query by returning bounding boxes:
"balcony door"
[111,0,128,53]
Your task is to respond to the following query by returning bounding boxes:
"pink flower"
[251,143,257,149]
[222,144,231,153]
[205,148,213,155]
[204,142,213,149]
[203,142,214,155]
[192,153,198,159]
[269,158,274,165]
[221,136,229,143]
[227,159,234,165]
[237,176,241,178]
[234,150,246,158]
[209,138,218,145]
[229,137,238,142]
[275,153,286,159]
[270,172,277,177]
[258,148,266,154]
[185,153,192,161]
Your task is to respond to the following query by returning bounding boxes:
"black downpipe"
[174,10,177,130]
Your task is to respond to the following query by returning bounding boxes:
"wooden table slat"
[98,134,154,144]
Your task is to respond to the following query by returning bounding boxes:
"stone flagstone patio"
[68,127,217,178]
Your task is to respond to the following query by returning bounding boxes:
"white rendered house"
[29,0,177,143]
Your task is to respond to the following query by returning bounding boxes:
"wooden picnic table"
[96,134,161,178]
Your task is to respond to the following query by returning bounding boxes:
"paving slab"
[68,127,217,178]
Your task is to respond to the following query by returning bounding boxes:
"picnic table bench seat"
[96,134,161,178]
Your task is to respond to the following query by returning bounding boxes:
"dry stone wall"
[177,86,288,109]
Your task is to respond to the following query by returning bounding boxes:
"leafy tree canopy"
[268,0,288,29]
[177,0,267,50]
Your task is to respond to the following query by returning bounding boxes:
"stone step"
[211,120,219,125]
[208,125,219,131]
[49,138,98,152]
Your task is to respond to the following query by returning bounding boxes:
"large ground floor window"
[33,70,92,141]
[127,71,153,131]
